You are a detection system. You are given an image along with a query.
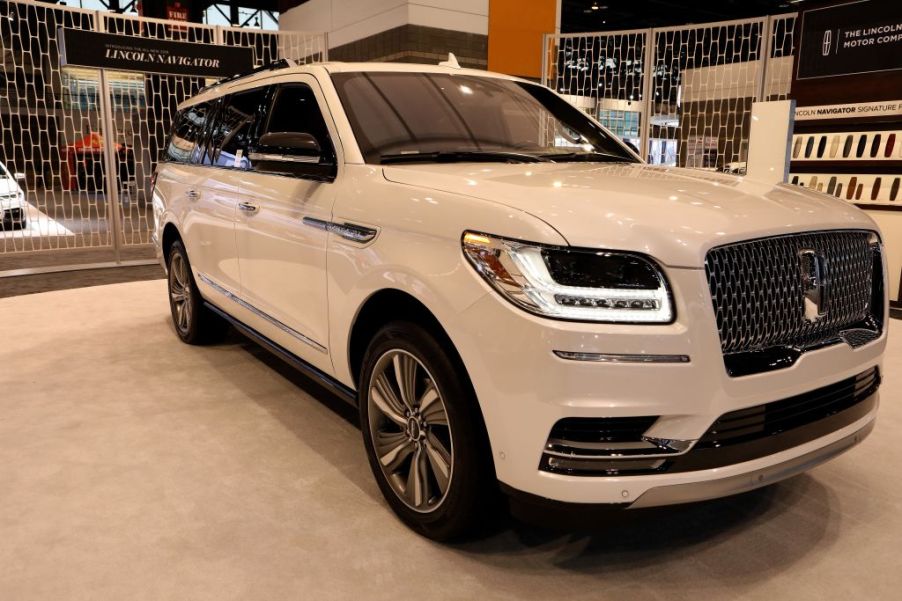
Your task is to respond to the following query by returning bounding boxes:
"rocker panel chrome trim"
[197,272,328,354]
[203,301,356,406]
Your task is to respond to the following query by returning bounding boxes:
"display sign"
[796,0,902,80]
[166,2,189,22]
[58,28,253,79]
[795,99,902,121]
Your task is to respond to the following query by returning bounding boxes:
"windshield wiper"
[380,150,551,164]
[540,151,632,163]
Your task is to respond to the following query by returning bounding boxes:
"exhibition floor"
[1,280,900,600]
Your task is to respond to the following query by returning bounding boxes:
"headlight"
[462,231,673,323]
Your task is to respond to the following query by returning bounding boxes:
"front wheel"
[359,321,496,541]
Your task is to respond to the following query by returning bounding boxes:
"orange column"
[487,0,557,79]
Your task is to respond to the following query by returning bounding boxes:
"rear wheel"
[359,321,496,540]
[167,241,228,345]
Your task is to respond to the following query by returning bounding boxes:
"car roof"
[178,61,533,110]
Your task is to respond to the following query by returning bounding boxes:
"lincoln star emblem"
[799,249,828,322]
[822,30,832,56]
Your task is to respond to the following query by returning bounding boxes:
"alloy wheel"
[367,349,454,513]
[169,252,193,335]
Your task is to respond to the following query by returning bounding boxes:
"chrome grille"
[705,230,876,355]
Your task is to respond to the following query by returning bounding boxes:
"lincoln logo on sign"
[822,29,832,56]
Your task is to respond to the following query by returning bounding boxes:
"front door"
[235,79,340,372]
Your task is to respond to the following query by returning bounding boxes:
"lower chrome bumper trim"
[628,418,875,509]
[553,350,690,363]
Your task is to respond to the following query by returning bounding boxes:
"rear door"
[160,99,242,294]
[235,78,339,372]
[189,89,270,298]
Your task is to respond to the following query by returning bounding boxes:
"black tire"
[359,321,497,541]
[167,240,228,345]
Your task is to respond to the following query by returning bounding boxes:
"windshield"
[330,72,638,165]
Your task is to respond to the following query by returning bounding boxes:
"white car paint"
[0,161,27,226]
[153,62,887,509]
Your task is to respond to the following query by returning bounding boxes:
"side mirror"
[250,132,336,182]
[258,132,321,156]
[14,172,26,180]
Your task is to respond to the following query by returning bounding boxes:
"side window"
[207,87,269,169]
[166,102,211,163]
[192,98,220,165]
[250,84,336,178]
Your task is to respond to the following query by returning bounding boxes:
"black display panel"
[797,0,902,80]
[58,28,253,78]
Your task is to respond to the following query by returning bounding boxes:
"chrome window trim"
[247,152,321,164]
[197,272,327,354]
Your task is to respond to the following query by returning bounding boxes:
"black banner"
[797,0,902,80]
[58,28,254,78]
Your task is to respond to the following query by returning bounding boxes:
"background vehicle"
[152,60,887,541]
[0,160,27,230]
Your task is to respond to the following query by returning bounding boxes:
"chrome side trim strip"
[203,301,356,407]
[553,350,691,363]
[197,272,327,354]
[302,217,378,243]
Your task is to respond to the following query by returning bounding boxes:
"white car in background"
[152,60,887,541]
[0,161,27,230]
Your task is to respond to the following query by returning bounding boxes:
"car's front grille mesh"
[705,231,875,355]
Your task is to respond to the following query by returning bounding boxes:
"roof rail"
[199,58,298,94]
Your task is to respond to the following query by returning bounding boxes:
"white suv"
[152,60,887,540]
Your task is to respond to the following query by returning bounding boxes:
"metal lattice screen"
[1,2,106,254]
[0,0,326,266]
[543,13,797,174]
[549,29,647,150]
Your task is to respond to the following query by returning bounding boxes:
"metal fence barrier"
[0,0,326,275]
[543,13,797,173]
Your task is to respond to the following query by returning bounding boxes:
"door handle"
[238,201,259,214]
[186,189,200,200]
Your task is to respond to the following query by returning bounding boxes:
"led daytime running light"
[462,231,673,323]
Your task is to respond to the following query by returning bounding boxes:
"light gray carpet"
[0,280,899,600]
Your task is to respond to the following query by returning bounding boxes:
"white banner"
[795,100,902,120]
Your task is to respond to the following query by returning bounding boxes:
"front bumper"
[1,200,27,226]
[452,266,886,505]
[504,414,875,521]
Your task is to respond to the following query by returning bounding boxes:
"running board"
[204,301,357,407]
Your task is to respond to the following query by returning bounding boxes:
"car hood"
[382,162,876,268]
